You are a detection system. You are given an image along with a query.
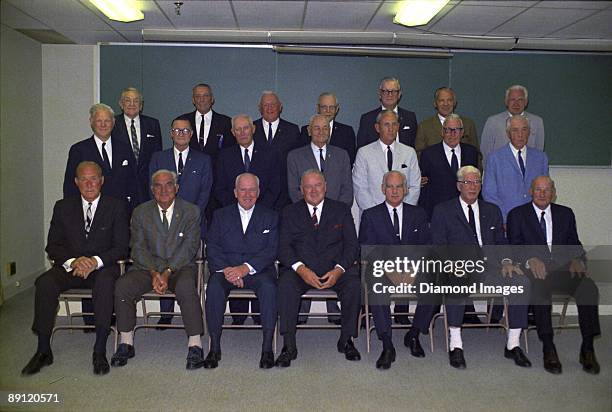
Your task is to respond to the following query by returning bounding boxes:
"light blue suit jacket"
[480,110,545,162]
[482,144,548,222]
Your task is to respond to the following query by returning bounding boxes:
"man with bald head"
[507,176,600,375]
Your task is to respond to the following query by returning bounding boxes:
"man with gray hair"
[357,76,418,148]
[481,84,545,162]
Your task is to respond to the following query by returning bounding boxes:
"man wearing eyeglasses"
[299,92,357,165]
[356,77,418,149]
[148,118,213,327]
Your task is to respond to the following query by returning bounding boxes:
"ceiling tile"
[532,1,612,9]
[5,0,110,30]
[58,29,128,44]
[460,1,537,7]
[550,10,612,39]
[233,1,304,30]
[1,0,50,29]
[489,7,596,37]
[303,1,379,30]
[157,0,236,29]
[429,4,525,36]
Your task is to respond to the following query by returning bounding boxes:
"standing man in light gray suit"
[111,169,205,370]
[481,85,545,162]
[288,114,353,206]
[353,110,421,212]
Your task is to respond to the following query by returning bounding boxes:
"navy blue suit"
[356,107,418,149]
[112,114,162,205]
[177,110,235,159]
[431,198,529,328]
[506,202,599,340]
[214,144,281,210]
[359,202,433,337]
[205,204,279,339]
[63,136,137,209]
[300,121,357,165]
[419,143,480,220]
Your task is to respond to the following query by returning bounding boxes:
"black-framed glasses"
[443,127,463,134]
[171,128,192,135]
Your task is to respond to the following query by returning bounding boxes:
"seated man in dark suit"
[204,173,279,369]
[299,93,356,164]
[113,87,162,205]
[149,117,213,327]
[507,176,601,375]
[359,171,431,369]
[275,170,361,367]
[253,91,301,210]
[356,76,418,148]
[22,161,129,376]
[111,170,204,370]
[431,166,531,369]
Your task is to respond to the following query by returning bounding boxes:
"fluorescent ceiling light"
[394,0,449,27]
[90,0,144,23]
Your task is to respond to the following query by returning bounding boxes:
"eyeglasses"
[317,105,338,111]
[379,89,400,96]
[121,98,141,104]
[443,127,463,134]
[458,180,482,186]
[171,128,192,135]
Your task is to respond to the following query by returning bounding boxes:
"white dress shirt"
[385,202,403,240]
[311,143,327,171]
[509,143,527,170]
[173,146,189,174]
[124,114,140,146]
[459,197,482,246]
[532,203,552,251]
[93,135,112,167]
[241,142,255,164]
[63,195,103,271]
[196,110,213,145]
[443,141,461,167]
[263,118,279,141]
[157,200,175,228]
[238,203,257,275]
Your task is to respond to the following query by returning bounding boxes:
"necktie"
[311,206,319,228]
[244,148,251,172]
[319,148,325,173]
[450,148,459,174]
[540,211,547,239]
[101,142,111,171]
[162,209,169,230]
[386,145,393,171]
[518,149,525,177]
[85,202,92,237]
[178,152,184,177]
[467,204,477,238]
[130,119,139,161]
[199,115,205,150]
[268,122,273,142]
[393,208,400,240]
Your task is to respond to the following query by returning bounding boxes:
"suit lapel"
[436,143,454,177]
[73,197,88,242]
[527,205,547,244]
[453,198,476,242]
[477,201,491,244]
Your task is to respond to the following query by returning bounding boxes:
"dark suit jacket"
[253,117,301,209]
[149,148,213,239]
[63,136,138,207]
[356,107,418,149]
[130,197,201,273]
[214,144,281,210]
[359,202,430,245]
[178,110,235,158]
[46,195,129,268]
[206,204,279,275]
[419,142,480,220]
[279,198,359,276]
[300,121,357,165]
[506,202,585,271]
[112,113,162,205]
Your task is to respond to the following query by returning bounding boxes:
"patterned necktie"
[393,208,400,240]
[85,202,92,237]
[244,148,251,172]
[467,204,477,238]
[518,149,526,177]
[199,115,205,150]
[268,122,274,142]
[130,119,139,161]
[319,148,325,173]
[162,209,169,230]
[450,148,459,174]
[311,206,318,228]
[178,152,184,178]
[101,142,111,171]
[386,145,393,171]
[540,211,547,239]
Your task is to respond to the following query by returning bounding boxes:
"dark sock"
[407,327,420,340]
[37,334,52,355]
[93,328,109,354]
[541,334,554,353]
[381,333,394,350]
[581,336,594,352]
[283,333,296,350]
[262,330,273,353]
[210,335,221,353]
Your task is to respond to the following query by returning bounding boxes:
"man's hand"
[320,267,343,289]
[527,257,547,279]
[501,263,524,278]
[569,259,588,278]
[151,270,169,294]
[386,271,414,286]
[71,256,97,279]
[420,176,429,187]
[223,264,250,287]
[296,265,323,289]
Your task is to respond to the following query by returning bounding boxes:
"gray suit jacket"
[353,140,421,210]
[286,144,353,206]
[129,197,201,273]
[480,110,545,162]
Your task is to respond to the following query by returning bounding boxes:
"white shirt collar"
[437,113,446,125]
[81,195,101,208]
[378,139,395,152]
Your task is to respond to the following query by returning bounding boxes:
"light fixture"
[90,0,144,23]
[394,0,449,27]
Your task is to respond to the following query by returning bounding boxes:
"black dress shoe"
[543,348,562,374]
[259,351,275,369]
[328,318,342,325]
[274,346,298,367]
[404,333,425,358]
[111,344,135,367]
[337,339,361,361]
[504,346,532,367]
[186,346,205,370]
[376,348,396,370]
[83,328,95,334]
[93,352,110,375]
[231,318,246,326]
[155,317,173,330]
[202,350,221,369]
[579,349,600,375]
[21,352,53,376]
[449,348,466,369]
[394,315,411,325]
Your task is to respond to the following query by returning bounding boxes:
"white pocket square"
[122,160,129,166]
[413,229,418,232]
[403,125,411,130]
[146,134,155,138]
[490,226,496,230]
[263,229,270,234]
[178,232,184,237]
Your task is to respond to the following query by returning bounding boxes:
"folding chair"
[523,293,578,353]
